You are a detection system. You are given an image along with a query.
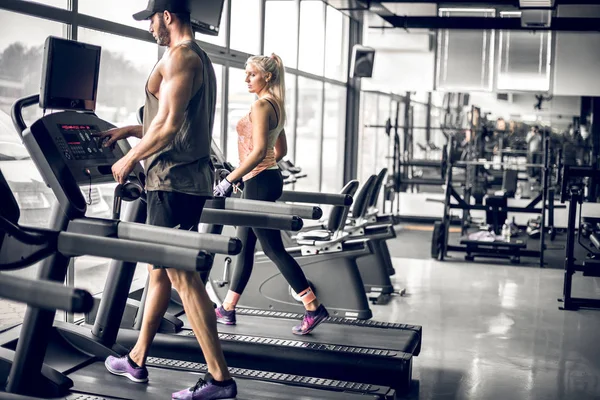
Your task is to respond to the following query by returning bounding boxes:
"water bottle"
[502,219,511,242]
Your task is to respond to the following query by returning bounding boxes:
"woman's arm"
[226,99,270,183]
[274,129,288,162]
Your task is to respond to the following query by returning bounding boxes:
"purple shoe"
[292,304,329,335]
[215,305,236,325]
[105,354,148,383]
[172,373,237,400]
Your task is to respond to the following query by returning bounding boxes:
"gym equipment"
[432,134,560,266]
[0,37,399,400]
[277,171,400,304]
[558,165,600,311]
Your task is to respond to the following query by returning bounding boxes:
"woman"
[213,54,328,335]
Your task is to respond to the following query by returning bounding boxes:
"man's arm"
[125,48,199,164]
[274,130,287,162]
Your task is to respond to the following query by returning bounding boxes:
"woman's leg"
[253,227,319,311]
[222,225,258,311]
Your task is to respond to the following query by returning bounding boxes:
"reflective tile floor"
[376,258,600,400]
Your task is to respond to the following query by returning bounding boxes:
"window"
[226,68,255,163]
[321,83,345,193]
[497,12,551,91]
[79,0,151,30]
[284,72,297,160]
[264,0,299,68]
[0,11,64,329]
[436,9,495,91]
[78,28,158,126]
[375,95,392,174]
[195,0,228,47]
[358,92,379,184]
[230,0,261,54]
[298,0,325,76]
[325,6,349,82]
[213,64,224,149]
[294,77,323,191]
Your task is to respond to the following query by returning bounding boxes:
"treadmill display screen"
[57,124,106,160]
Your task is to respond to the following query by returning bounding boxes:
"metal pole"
[539,134,549,268]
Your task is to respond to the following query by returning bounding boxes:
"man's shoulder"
[167,45,204,70]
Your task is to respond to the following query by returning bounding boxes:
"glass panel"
[437,9,495,91]
[227,68,255,163]
[298,0,325,76]
[412,103,428,159]
[265,0,298,68]
[213,64,224,149]
[325,6,348,82]
[357,92,378,184]
[78,28,158,127]
[230,0,261,54]
[195,0,228,47]
[497,13,551,91]
[0,11,65,329]
[294,77,322,191]
[375,95,391,174]
[321,83,346,193]
[24,0,67,8]
[285,72,297,161]
[79,0,151,30]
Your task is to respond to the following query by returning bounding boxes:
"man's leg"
[167,268,230,381]
[105,191,180,382]
[128,266,172,366]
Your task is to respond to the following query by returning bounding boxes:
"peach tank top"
[237,98,283,181]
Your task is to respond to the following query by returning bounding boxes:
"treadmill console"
[57,124,106,161]
[27,112,144,186]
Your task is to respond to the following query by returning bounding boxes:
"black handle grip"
[11,94,39,137]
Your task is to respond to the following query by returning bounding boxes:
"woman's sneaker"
[172,373,237,400]
[105,354,148,383]
[292,304,329,335]
[215,305,236,325]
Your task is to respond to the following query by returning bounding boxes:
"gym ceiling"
[325,1,600,32]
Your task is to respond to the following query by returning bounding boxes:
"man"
[97,1,236,398]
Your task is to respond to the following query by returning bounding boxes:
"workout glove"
[213,178,233,197]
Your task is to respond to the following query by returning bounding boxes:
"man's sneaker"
[292,304,329,335]
[172,373,237,400]
[105,354,148,383]
[215,305,236,325]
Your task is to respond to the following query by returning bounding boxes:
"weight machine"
[431,131,560,267]
[558,165,600,311]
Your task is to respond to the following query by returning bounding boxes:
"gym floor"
[380,227,600,400]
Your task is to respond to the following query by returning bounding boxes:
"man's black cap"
[133,0,191,21]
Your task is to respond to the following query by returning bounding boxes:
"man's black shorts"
[146,190,209,269]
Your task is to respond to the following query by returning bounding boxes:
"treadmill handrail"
[206,197,322,220]
[0,275,93,314]
[57,231,212,271]
[11,94,39,137]
[200,209,304,231]
[278,191,353,206]
[116,220,242,255]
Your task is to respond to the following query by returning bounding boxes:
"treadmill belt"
[237,308,420,332]
[69,361,382,400]
[179,313,420,354]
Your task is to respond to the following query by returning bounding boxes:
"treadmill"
[103,111,424,392]
[0,174,391,400]
[0,36,396,400]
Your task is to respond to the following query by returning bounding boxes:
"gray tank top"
[143,40,215,196]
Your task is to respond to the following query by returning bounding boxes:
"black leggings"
[229,169,310,295]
